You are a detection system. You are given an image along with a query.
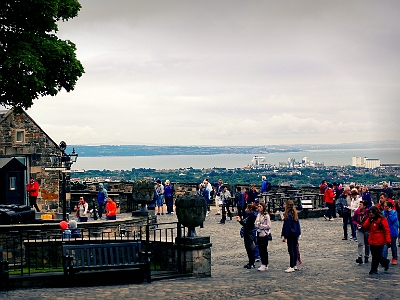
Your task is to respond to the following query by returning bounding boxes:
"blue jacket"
[164,185,173,197]
[235,191,245,207]
[97,183,108,205]
[383,209,399,237]
[281,212,301,238]
[362,192,373,208]
[261,179,268,193]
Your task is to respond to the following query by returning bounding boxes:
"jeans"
[382,236,398,260]
[97,202,105,218]
[237,206,245,219]
[257,235,269,266]
[342,212,355,239]
[287,236,299,268]
[325,203,334,219]
[165,196,174,213]
[370,245,389,272]
[220,204,232,223]
[356,230,370,258]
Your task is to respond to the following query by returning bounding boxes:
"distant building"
[251,156,265,167]
[352,156,380,168]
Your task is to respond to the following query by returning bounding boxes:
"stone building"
[0,108,65,211]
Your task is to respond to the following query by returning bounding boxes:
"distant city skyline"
[13,1,400,146]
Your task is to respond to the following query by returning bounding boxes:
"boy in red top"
[26,177,40,212]
[106,197,117,220]
[323,183,335,221]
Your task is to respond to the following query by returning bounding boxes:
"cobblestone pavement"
[2,210,400,299]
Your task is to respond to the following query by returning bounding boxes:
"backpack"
[266,182,272,192]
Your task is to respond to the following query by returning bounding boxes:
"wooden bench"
[300,194,316,218]
[62,241,151,284]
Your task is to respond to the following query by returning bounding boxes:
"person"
[337,187,354,240]
[377,192,394,211]
[260,176,269,193]
[164,180,174,214]
[352,200,370,264]
[97,183,108,219]
[281,200,301,273]
[382,201,399,265]
[203,179,212,216]
[235,186,245,219]
[361,186,373,208]
[236,203,257,269]
[105,197,117,220]
[323,183,335,221]
[214,179,224,215]
[26,177,40,212]
[350,188,361,241]
[59,220,71,238]
[382,182,394,200]
[219,186,232,224]
[247,184,259,204]
[76,196,89,222]
[319,180,327,195]
[255,203,271,271]
[68,220,82,238]
[155,179,164,215]
[362,206,391,275]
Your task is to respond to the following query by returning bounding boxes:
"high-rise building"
[352,156,362,167]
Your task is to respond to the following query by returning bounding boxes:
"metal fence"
[0,221,186,278]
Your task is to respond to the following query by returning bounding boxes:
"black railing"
[0,220,186,277]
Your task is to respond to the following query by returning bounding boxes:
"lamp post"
[49,141,78,221]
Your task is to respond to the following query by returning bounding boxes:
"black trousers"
[370,245,389,272]
[257,235,269,266]
[29,196,40,212]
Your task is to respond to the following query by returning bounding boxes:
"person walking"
[382,201,399,265]
[105,197,117,220]
[97,183,108,219]
[255,203,271,271]
[26,177,40,212]
[337,187,354,240]
[236,203,257,269]
[352,200,370,264]
[164,180,174,214]
[76,196,89,222]
[281,200,301,273]
[362,206,391,275]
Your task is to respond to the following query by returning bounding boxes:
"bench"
[62,241,151,284]
[300,195,316,218]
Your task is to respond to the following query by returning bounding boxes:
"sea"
[71,148,400,171]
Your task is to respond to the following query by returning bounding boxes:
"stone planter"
[175,193,207,237]
[132,180,154,216]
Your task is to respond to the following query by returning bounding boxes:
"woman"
[350,189,361,241]
[352,200,370,264]
[255,203,271,271]
[236,203,257,269]
[281,200,301,273]
[76,197,89,222]
[362,206,391,275]
[361,186,373,208]
[164,180,174,214]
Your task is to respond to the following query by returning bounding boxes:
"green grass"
[9,267,63,275]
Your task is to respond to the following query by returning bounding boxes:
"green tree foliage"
[0,0,84,109]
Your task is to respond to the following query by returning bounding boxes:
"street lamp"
[49,141,78,221]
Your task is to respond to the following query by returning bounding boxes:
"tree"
[0,0,84,109]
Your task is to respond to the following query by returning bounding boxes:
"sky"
[23,0,400,146]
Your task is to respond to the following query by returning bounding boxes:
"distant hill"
[70,141,400,157]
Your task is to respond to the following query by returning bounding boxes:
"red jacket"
[362,216,391,246]
[106,200,117,217]
[26,181,39,197]
[324,188,335,204]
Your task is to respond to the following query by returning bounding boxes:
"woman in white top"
[350,189,361,241]
[255,202,271,271]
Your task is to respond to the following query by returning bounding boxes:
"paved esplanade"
[2,211,400,300]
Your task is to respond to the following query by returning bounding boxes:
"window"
[9,177,16,190]
[16,130,25,143]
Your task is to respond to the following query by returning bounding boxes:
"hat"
[59,221,68,230]
[68,220,77,230]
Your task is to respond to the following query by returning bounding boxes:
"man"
[26,177,40,212]
[97,183,108,219]
[214,179,224,215]
[377,193,394,211]
[203,178,212,216]
[155,179,164,215]
[382,182,394,201]
[219,186,232,224]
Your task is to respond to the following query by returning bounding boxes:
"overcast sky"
[25,0,400,146]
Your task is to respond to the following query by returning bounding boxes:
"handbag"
[267,233,272,241]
